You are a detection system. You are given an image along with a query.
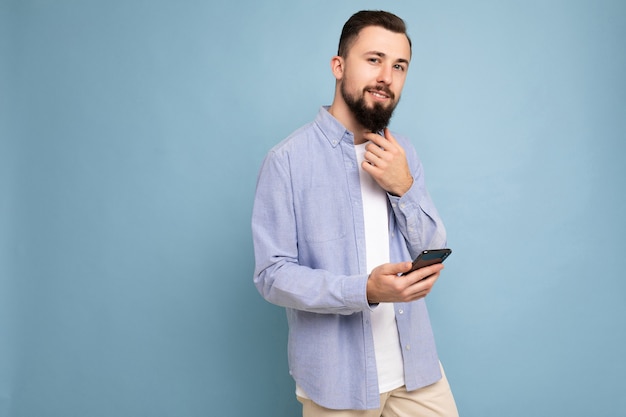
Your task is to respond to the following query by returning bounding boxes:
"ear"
[330,55,344,81]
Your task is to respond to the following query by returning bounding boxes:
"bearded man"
[252,10,459,417]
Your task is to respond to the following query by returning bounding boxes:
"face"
[338,26,411,132]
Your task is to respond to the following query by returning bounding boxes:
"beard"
[341,82,399,133]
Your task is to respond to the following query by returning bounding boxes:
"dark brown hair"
[337,10,412,58]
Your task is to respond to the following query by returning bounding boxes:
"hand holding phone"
[401,249,452,276]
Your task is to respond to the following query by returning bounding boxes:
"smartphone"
[401,248,452,276]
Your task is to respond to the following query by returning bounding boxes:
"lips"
[366,86,393,101]
[369,90,389,99]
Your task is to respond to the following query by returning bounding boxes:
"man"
[252,10,458,417]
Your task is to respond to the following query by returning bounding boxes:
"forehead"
[349,26,411,61]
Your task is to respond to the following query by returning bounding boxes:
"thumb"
[386,261,413,275]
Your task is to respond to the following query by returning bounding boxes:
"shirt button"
[405,344,411,350]
[398,309,404,315]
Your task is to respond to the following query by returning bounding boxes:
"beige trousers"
[297,364,458,417]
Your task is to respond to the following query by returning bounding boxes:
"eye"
[368,57,381,64]
[393,64,407,72]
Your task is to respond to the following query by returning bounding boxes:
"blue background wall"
[1,1,625,416]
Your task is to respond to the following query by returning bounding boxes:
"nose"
[377,64,393,85]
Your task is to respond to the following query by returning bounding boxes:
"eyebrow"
[366,50,410,65]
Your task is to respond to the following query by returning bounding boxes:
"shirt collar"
[315,106,353,148]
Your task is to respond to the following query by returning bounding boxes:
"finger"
[383,128,398,145]
[361,159,382,177]
[400,280,433,301]
[406,263,444,283]
[366,130,404,158]
[407,274,438,297]
[384,261,414,275]
[365,140,383,153]
[364,148,385,166]
[364,131,390,149]
[411,288,432,301]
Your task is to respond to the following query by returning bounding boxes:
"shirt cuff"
[342,274,370,311]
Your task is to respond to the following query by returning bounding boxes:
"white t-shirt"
[355,142,405,394]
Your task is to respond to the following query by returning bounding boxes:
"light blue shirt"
[252,107,447,410]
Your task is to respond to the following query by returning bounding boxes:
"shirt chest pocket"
[296,187,349,242]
